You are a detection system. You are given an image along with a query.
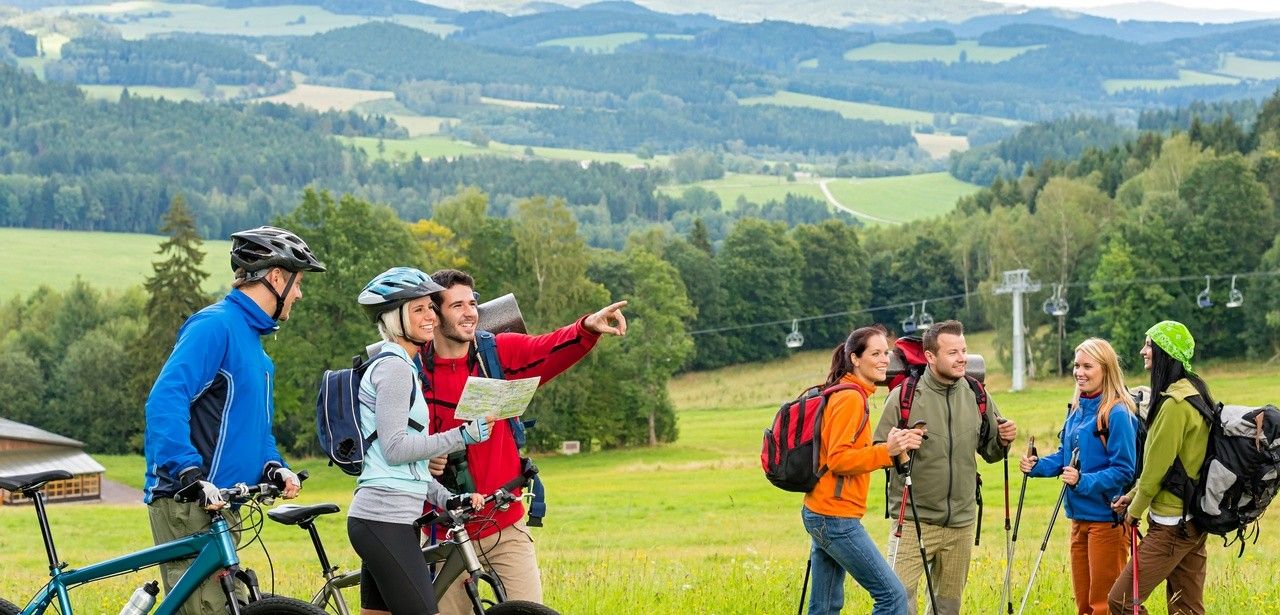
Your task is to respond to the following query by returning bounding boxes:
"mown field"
[2,331,1277,613]
[738,90,1020,128]
[844,41,1044,64]
[78,84,246,102]
[1103,70,1240,95]
[0,228,231,298]
[536,32,650,53]
[1216,53,1280,80]
[34,2,456,39]
[340,135,669,167]
[660,172,980,224]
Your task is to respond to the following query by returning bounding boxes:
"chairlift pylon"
[901,304,918,334]
[917,300,934,329]
[1197,275,1213,309]
[785,319,804,349]
[1226,275,1243,308]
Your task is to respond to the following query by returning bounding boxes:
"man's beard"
[438,317,475,344]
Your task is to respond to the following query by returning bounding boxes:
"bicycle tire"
[0,598,19,615]
[483,600,560,615]
[239,596,330,615]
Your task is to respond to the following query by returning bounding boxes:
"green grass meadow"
[536,32,649,53]
[660,172,980,224]
[1103,70,1240,95]
[737,91,1022,128]
[844,41,1044,64]
[3,330,1278,612]
[341,135,668,167]
[0,228,231,298]
[1216,54,1280,80]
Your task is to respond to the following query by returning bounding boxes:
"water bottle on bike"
[118,580,159,615]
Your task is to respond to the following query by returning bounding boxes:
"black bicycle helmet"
[229,226,326,283]
[358,267,445,323]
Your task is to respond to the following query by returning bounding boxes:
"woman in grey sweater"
[346,267,494,615]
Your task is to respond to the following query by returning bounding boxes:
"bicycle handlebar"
[415,459,539,530]
[175,469,310,505]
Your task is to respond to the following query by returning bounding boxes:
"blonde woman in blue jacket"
[1021,338,1137,615]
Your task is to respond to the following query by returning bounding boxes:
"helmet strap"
[266,270,299,321]
[400,303,429,345]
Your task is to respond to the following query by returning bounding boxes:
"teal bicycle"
[0,469,326,615]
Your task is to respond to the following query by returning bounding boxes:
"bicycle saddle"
[267,503,340,526]
[0,470,73,493]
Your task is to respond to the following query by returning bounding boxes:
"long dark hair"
[1148,341,1215,426]
[820,324,889,390]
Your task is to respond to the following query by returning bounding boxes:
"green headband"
[1146,320,1195,374]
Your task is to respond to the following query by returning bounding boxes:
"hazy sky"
[995,0,1279,8]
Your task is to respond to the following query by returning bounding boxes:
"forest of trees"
[4,92,1279,457]
[46,36,285,88]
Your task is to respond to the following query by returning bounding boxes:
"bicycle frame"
[18,490,249,615]
[299,529,505,615]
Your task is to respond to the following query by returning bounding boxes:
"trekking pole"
[797,557,811,615]
[1130,520,1141,615]
[1016,449,1077,615]
[890,483,909,568]
[1003,436,1036,615]
[903,432,939,613]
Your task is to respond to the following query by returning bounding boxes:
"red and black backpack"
[761,383,868,493]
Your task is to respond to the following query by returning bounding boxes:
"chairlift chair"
[1197,276,1213,309]
[785,319,804,349]
[1051,285,1069,317]
[917,300,934,329]
[901,304,918,334]
[1226,275,1244,308]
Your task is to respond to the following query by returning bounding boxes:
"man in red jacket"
[422,269,627,613]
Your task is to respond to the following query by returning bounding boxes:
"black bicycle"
[266,460,558,615]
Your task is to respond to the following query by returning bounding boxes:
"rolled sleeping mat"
[477,293,527,334]
[880,352,987,384]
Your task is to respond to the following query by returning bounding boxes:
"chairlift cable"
[689,269,1280,337]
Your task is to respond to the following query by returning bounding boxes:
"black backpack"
[315,351,420,476]
[1167,399,1280,554]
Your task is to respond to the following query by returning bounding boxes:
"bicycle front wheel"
[0,598,20,615]
[240,596,330,615]
[484,600,560,615]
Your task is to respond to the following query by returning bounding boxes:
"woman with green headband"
[1107,320,1214,615]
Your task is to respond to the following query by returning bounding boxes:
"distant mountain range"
[1071,2,1280,24]
[421,0,1280,28]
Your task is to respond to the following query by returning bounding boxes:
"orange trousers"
[1070,520,1129,615]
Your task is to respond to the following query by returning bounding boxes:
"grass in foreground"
[3,343,1278,612]
[0,228,231,298]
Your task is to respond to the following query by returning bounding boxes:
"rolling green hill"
[0,228,231,297]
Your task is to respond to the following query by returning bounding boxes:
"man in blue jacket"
[142,226,325,614]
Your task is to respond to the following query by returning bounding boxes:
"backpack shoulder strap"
[360,350,425,449]
[475,331,505,380]
[899,375,920,428]
[964,375,988,416]
[819,383,870,500]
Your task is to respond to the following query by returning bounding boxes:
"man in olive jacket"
[873,320,1017,615]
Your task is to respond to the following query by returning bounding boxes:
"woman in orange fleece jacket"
[802,324,924,615]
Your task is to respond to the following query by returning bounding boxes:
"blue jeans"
[802,506,908,615]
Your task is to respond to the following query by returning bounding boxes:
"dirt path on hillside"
[818,179,899,224]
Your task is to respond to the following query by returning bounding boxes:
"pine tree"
[689,217,713,255]
[130,195,210,432]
